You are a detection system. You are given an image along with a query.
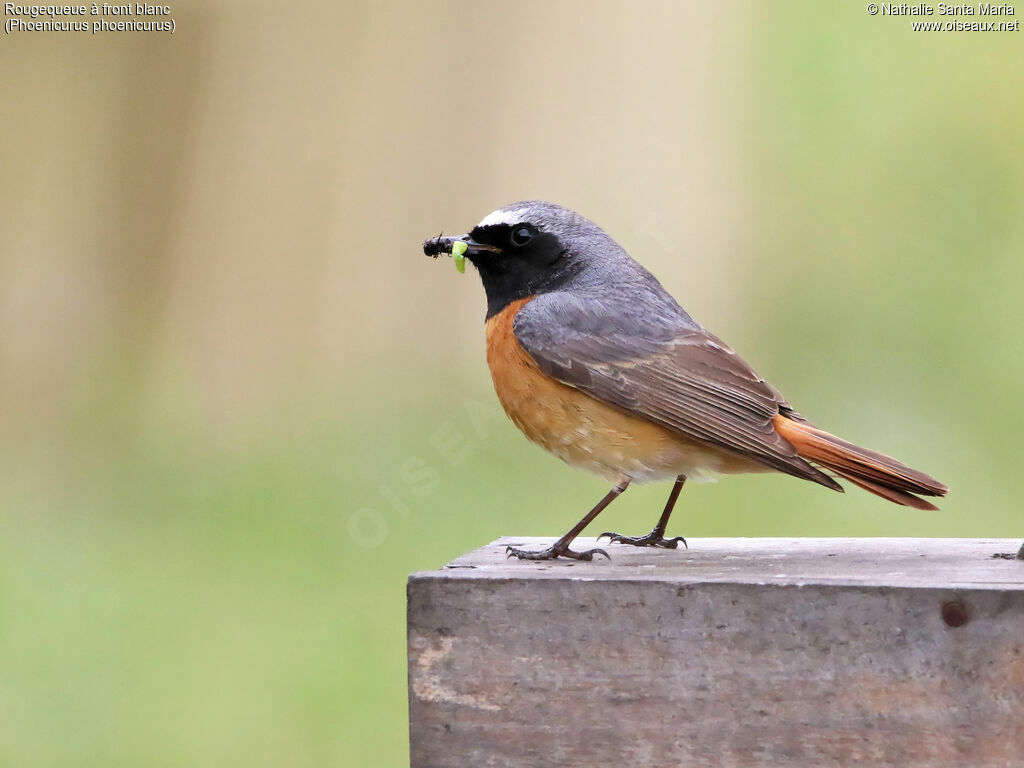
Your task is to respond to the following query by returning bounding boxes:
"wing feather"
[513,293,841,489]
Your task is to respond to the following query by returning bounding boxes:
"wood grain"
[408,538,1024,768]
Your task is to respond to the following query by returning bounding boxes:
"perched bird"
[424,201,947,561]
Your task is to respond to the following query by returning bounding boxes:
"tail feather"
[772,415,948,509]
[828,469,940,511]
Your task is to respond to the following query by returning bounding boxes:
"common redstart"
[423,201,947,561]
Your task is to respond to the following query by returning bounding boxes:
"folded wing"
[513,292,842,490]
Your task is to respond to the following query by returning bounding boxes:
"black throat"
[469,227,575,319]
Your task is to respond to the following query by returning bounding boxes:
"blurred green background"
[1,1,1021,765]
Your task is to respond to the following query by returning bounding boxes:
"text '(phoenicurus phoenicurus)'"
[424,201,947,562]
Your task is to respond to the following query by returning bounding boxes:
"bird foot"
[506,543,610,561]
[597,529,687,549]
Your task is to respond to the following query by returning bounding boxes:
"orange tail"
[773,415,948,511]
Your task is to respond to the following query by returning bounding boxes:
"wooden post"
[408,537,1024,767]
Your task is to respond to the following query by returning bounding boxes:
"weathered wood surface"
[408,538,1024,768]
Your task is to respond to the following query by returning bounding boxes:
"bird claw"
[506,544,610,561]
[598,531,688,549]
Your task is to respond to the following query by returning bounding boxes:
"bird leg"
[506,480,631,561]
[599,475,687,549]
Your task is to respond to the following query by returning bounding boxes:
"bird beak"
[422,233,501,274]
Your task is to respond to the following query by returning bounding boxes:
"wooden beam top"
[413,537,1024,590]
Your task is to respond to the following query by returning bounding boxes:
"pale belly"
[495,383,757,483]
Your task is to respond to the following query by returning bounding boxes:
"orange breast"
[485,298,762,483]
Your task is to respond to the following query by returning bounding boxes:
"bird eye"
[510,226,534,247]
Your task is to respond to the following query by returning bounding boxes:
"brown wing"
[513,293,842,490]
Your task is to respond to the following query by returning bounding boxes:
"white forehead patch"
[476,207,530,228]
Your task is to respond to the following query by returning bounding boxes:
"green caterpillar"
[451,240,468,274]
